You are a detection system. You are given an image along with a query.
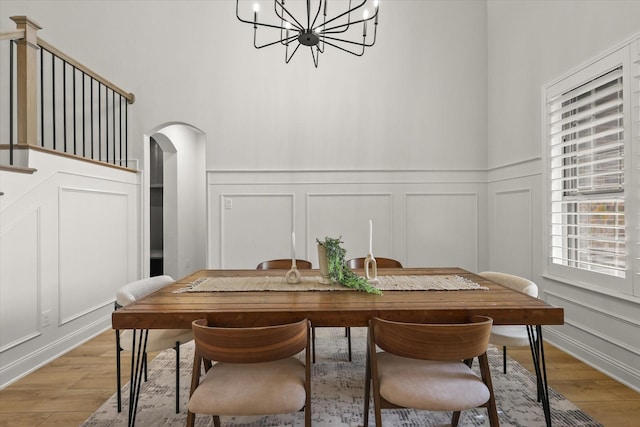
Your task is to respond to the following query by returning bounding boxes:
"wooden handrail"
[3,15,136,168]
[38,37,135,104]
[0,29,25,41]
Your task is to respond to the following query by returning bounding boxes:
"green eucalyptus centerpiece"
[316,236,382,295]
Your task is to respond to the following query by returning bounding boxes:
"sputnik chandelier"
[235,0,380,67]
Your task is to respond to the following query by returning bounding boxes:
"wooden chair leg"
[451,410,461,426]
[213,415,221,427]
[186,411,195,427]
[346,327,352,362]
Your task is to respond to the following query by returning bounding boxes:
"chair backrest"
[256,259,312,270]
[370,316,493,361]
[478,271,538,297]
[192,318,310,364]
[347,257,403,269]
[116,275,175,307]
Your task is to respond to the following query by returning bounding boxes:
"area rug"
[82,328,602,427]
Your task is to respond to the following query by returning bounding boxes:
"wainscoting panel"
[220,193,294,269]
[0,207,41,352]
[492,188,532,278]
[307,193,393,266]
[0,149,140,388]
[405,193,478,271]
[208,172,487,270]
[58,188,130,325]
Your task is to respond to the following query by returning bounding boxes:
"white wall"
[0,152,139,388]
[0,0,488,172]
[487,0,640,391]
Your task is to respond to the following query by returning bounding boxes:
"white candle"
[369,219,373,254]
[363,10,369,37]
[291,231,296,263]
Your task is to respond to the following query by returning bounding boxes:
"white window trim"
[542,33,640,298]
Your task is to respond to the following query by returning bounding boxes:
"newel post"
[11,16,41,146]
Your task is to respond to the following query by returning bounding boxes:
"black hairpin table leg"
[528,325,551,426]
[127,329,149,427]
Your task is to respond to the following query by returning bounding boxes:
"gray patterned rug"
[82,328,602,426]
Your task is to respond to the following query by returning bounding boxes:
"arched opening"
[144,123,207,279]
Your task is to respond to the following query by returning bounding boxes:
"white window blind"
[547,67,626,278]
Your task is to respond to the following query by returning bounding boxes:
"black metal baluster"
[40,46,44,148]
[90,79,94,159]
[112,90,116,164]
[125,100,128,166]
[9,40,14,165]
[119,94,123,166]
[98,82,101,161]
[105,87,109,163]
[51,53,56,150]
[72,66,77,155]
[63,60,67,153]
[82,72,86,157]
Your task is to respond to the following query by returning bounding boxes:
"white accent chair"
[115,275,193,413]
[478,271,539,374]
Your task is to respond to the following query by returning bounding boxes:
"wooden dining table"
[112,267,564,427]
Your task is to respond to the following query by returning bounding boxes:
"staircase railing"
[1,16,135,170]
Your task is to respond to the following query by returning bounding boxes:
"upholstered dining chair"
[345,257,403,364]
[115,275,193,413]
[186,318,312,427]
[346,257,403,269]
[256,258,348,363]
[363,316,499,427]
[256,259,312,269]
[478,271,539,374]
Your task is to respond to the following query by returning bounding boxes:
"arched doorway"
[145,123,207,279]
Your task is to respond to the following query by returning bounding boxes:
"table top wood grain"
[111,268,564,330]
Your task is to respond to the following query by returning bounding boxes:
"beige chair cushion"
[188,357,306,416]
[376,352,490,411]
[490,325,530,347]
[119,328,193,352]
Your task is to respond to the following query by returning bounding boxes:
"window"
[548,67,625,278]
[544,40,639,295]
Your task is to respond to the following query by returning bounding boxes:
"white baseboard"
[544,326,640,393]
[0,316,112,389]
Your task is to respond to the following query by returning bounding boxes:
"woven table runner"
[174,275,488,293]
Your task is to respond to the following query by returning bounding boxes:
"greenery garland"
[316,236,382,295]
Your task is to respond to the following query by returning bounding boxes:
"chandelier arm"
[317,0,353,34]
[254,32,299,50]
[309,0,323,32]
[320,38,366,57]
[273,0,304,31]
[310,46,319,68]
[321,32,376,49]
[322,9,378,35]
[318,0,372,32]
[285,41,302,63]
[236,1,302,31]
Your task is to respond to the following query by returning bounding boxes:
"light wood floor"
[0,330,639,426]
